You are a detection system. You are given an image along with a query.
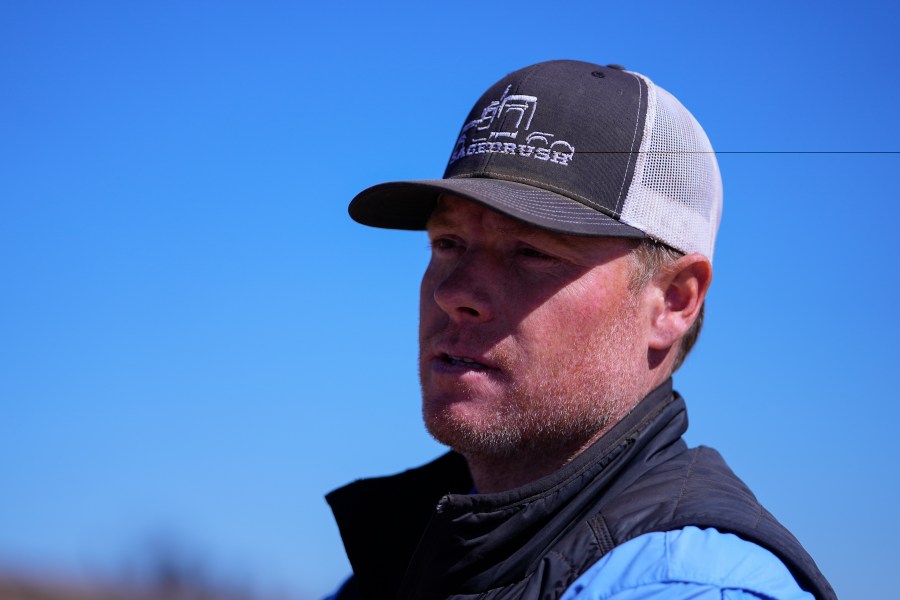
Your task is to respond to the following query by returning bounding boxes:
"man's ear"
[646,253,713,351]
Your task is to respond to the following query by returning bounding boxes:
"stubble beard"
[420,299,645,463]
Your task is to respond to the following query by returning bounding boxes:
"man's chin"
[423,392,618,463]
[422,400,524,459]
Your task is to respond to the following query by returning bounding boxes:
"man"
[326,60,835,599]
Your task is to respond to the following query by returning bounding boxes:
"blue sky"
[1,1,898,598]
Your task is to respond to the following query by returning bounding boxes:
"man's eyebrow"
[494,221,588,251]
[426,212,536,237]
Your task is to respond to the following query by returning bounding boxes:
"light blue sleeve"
[560,526,814,600]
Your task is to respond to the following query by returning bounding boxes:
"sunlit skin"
[418,195,711,493]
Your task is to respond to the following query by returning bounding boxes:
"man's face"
[419,195,652,460]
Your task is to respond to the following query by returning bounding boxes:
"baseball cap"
[348,60,723,261]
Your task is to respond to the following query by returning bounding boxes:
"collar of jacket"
[327,379,682,599]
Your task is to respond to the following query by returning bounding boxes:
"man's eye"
[430,238,459,251]
[518,247,552,259]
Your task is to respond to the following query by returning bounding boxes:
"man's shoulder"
[601,444,760,535]
[560,526,815,600]
[592,444,834,599]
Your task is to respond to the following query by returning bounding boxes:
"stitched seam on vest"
[752,499,763,528]
[670,450,699,520]
[547,549,577,575]
[451,549,580,597]
[454,572,537,596]
[588,513,616,555]
[547,550,578,598]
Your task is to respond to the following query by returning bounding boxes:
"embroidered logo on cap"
[448,85,575,167]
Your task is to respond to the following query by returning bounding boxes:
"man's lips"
[430,350,497,371]
[441,353,490,370]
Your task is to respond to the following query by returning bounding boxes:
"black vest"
[327,381,836,599]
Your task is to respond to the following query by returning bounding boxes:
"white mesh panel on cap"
[620,74,723,261]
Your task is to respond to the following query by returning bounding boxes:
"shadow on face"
[419,195,640,355]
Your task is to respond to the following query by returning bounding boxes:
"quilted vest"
[327,381,836,599]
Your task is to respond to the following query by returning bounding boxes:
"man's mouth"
[441,353,489,370]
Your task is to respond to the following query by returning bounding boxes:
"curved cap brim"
[348,178,647,238]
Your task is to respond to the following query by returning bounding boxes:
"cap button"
[606,64,626,71]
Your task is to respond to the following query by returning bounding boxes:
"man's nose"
[431,252,496,323]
